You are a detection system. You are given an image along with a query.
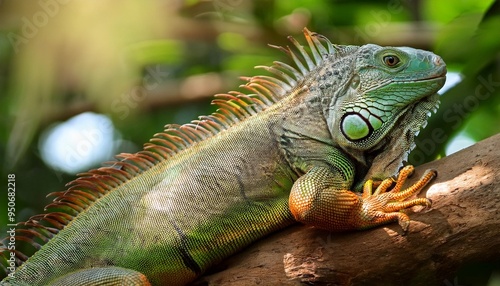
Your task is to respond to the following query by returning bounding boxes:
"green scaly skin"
[0,29,446,285]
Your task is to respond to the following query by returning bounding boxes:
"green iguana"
[0,28,446,285]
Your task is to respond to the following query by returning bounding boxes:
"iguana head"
[326,44,446,152]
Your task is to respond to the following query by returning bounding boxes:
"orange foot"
[360,165,435,231]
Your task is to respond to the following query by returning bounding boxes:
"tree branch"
[195,134,500,285]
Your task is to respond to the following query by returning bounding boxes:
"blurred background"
[0,0,499,284]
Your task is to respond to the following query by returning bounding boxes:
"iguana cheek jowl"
[341,108,384,141]
[341,112,373,141]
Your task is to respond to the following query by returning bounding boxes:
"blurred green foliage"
[0,0,499,283]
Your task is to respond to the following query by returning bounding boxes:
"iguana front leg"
[289,163,434,232]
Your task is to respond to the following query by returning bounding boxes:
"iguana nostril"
[434,55,444,66]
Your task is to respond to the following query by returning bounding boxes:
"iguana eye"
[383,55,399,67]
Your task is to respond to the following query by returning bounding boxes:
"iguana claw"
[359,165,435,231]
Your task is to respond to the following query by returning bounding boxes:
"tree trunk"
[195,134,500,285]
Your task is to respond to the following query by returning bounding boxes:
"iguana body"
[0,29,446,285]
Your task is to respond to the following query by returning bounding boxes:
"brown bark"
[195,134,500,285]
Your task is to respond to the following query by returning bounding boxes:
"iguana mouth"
[419,75,446,84]
[416,63,447,82]
[394,60,447,84]
[401,76,445,86]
